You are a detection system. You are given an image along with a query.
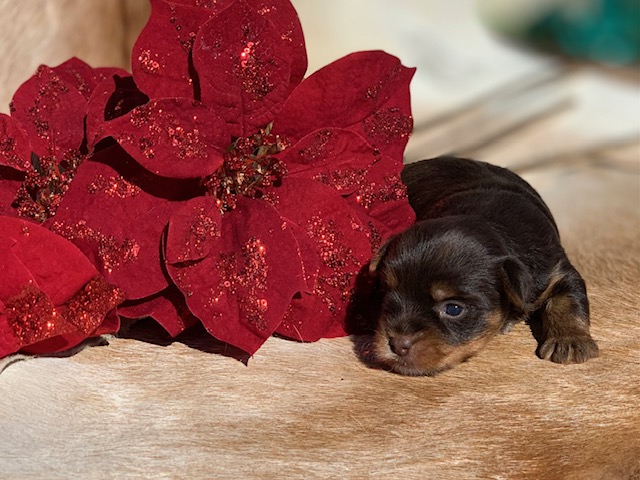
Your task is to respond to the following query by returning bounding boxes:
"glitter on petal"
[12,150,84,222]
[51,220,140,274]
[305,215,360,315]
[313,168,368,192]
[0,114,32,172]
[211,236,270,330]
[138,49,162,74]
[88,174,141,198]
[5,286,61,345]
[362,108,413,144]
[60,276,124,334]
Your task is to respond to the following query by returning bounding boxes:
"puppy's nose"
[389,336,413,356]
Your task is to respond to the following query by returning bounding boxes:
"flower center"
[203,123,288,212]
[13,151,83,222]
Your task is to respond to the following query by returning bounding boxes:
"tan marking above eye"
[430,282,458,302]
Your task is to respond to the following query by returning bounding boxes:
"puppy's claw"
[538,334,599,364]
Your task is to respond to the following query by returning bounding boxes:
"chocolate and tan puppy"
[370,156,598,376]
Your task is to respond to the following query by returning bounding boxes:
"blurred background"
[0,0,637,168]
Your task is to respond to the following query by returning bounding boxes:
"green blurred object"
[480,0,640,65]
[530,0,639,64]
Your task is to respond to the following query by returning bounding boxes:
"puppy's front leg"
[536,265,599,364]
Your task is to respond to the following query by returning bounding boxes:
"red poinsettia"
[0,0,416,359]
[0,58,127,220]
[0,59,128,357]
[83,0,415,353]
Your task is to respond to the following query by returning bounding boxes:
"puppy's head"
[369,217,527,376]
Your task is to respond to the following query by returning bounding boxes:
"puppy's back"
[402,156,557,233]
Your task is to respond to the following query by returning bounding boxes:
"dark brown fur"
[370,156,598,375]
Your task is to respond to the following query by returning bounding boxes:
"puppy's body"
[371,157,598,376]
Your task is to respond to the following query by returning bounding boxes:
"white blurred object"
[295,0,554,118]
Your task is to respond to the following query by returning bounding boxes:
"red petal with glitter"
[274,51,415,161]
[281,220,320,293]
[192,0,293,137]
[165,196,222,264]
[118,285,197,337]
[269,178,373,341]
[86,75,151,150]
[0,114,31,172]
[52,57,128,101]
[16,297,122,356]
[45,146,180,300]
[0,216,122,358]
[103,98,227,178]
[282,128,378,195]
[166,197,306,354]
[94,67,132,83]
[345,154,416,236]
[131,0,233,100]
[10,65,88,159]
[247,0,307,86]
[275,293,329,342]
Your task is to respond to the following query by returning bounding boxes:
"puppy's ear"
[498,256,532,310]
[369,238,394,275]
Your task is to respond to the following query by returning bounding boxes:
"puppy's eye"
[443,303,464,317]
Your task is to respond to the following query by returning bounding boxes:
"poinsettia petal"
[44,146,180,300]
[317,156,415,337]
[280,220,320,293]
[166,196,306,354]
[52,57,128,101]
[192,0,292,137]
[118,285,197,337]
[0,235,37,300]
[245,0,307,86]
[87,75,150,150]
[94,67,132,82]
[267,178,373,341]
[274,51,415,160]
[0,216,122,358]
[19,279,123,356]
[275,293,329,342]
[2,220,97,305]
[0,114,32,172]
[10,65,88,159]
[165,196,222,264]
[345,154,416,236]
[103,98,227,178]
[282,128,378,195]
[131,0,234,100]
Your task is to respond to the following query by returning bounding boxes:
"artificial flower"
[85,0,416,353]
[0,59,126,221]
[0,0,417,358]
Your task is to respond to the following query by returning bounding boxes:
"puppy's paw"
[538,333,599,364]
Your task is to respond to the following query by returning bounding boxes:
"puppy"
[369,156,598,376]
